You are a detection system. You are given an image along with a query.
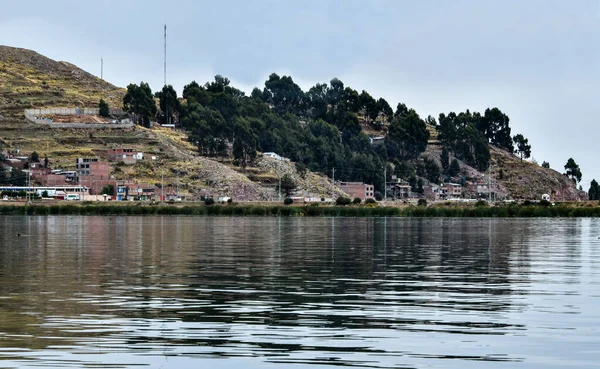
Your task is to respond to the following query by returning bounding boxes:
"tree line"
[120,73,537,194]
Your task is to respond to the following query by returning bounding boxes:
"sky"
[1,0,599,187]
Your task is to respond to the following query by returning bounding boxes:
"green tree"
[10,167,26,186]
[449,159,461,177]
[155,84,181,125]
[542,161,550,169]
[588,179,599,200]
[101,184,115,196]
[564,158,582,184]
[99,99,110,117]
[30,151,39,163]
[440,147,450,172]
[123,82,157,127]
[513,134,531,162]
[44,156,49,168]
[278,173,297,198]
[388,110,429,160]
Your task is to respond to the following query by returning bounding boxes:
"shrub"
[417,198,427,207]
[336,197,352,206]
[227,198,233,203]
[283,197,294,205]
[539,199,551,207]
[352,197,362,204]
[374,191,383,201]
[365,198,376,205]
[475,200,488,207]
[204,197,215,206]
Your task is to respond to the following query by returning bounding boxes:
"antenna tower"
[164,24,167,86]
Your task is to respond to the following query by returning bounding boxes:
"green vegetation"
[277,174,297,198]
[513,134,531,162]
[564,158,582,184]
[283,198,294,205]
[1,203,600,217]
[99,99,110,117]
[589,179,599,200]
[123,82,156,127]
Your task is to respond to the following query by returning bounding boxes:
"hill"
[0,46,342,200]
[0,46,584,202]
[0,45,124,119]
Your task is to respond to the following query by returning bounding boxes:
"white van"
[65,194,81,201]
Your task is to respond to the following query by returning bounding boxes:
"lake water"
[0,216,598,368]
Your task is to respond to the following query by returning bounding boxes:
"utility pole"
[384,166,387,201]
[164,24,169,126]
[100,58,103,80]
[161,168,164,202]
[331,167,335,200]
[278,173,281,201]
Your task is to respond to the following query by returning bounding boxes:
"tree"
[99,99,110,117]
[588,179,600,200]
[101,184,115,196]
[30,151,39,163]
[449,159,461,177]
[388,110,429,160]
[542,161,550,169]
[156,85,181,124]
[278,173,297,197]
[44,156,49,168]
[123,82,157,127]
[513,134,531,162]
[440,147,450,172]
[564,158,582,184]
[478,107,513,151]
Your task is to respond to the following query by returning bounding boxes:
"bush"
[539,199,551,207]
[227,198,233,203]
[204,197,215,206]
[374,191,383,201]
[283,197,294,205]
[475,200,488,207]
[336,197,352,206]
[417,198,427,207]
[352,197,362,204]
[365,198,376,205]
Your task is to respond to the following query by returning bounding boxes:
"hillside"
[0,46,584,202]
[0,45,124,119]
[0,46,341,200]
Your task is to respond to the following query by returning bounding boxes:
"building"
[107,147,143,165]
[439,183,462,200]
[423,184,441,200]
[263,152,289,161]
[115,181,156,201]
[386,177,411,199]
[338,182,375,200]
[75,158,111,194]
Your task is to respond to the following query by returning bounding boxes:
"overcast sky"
[1,0,599,186]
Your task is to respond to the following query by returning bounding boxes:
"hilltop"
[0,46,583,202]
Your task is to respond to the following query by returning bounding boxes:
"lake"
[0,216,598,368]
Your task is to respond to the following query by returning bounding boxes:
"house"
[263,152,290,162]
[263,152,283,160]
[107,147,143,165]
[369,136,385,145]
[115,181,155,201]
[386,177,411,199]
[75,158,111,194]
[439,183,462,200]
[338,182,375,200]
[423,184,441,200]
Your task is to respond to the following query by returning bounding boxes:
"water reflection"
[0,217,598,368]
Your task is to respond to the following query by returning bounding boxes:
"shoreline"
[1,203,600,217]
